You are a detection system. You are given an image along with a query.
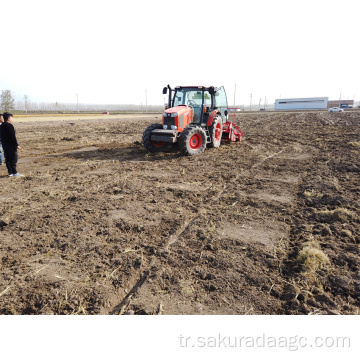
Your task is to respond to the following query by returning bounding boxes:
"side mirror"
[208,86,215,95]
[163,87,168,95]
[224,110,228,116]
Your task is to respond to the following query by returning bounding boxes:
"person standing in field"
[0,114,4,166]
[0,112,24,177]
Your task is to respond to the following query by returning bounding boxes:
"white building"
[275,97,328,110]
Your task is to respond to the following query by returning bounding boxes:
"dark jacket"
[0,121,19,151]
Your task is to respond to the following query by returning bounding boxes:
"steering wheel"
[187,100,196,107]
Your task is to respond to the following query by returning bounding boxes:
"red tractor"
[142,85,243,156]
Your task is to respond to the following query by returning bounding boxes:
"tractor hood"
[162,105,193,132]
[164,105,191,116]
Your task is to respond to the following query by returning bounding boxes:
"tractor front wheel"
[179,126,207,156]
[142,124,169,153]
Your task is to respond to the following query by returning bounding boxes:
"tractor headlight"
[171,112,177,117]
[163,125,168,130]
[163,112,167,117]
[171,125,177,130]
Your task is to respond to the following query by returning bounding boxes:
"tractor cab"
[165,85,228,125]
[172,87,212,123]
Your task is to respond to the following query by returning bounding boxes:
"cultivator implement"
[221,121,243,142]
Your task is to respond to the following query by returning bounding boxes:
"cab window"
[214,86,227,108]
[173,89,212,107]
[203,91,211,106]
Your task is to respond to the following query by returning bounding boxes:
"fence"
[12,99,164,113]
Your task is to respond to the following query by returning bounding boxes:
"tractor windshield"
[173,88,211,107]
[173,88,211,123]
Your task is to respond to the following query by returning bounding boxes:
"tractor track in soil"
[0,111,359,315]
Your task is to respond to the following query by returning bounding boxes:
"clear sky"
[1,0,359,106]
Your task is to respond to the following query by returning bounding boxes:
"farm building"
[328,99,354,108]
[275,97,328,110]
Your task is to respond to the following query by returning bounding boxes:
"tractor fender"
[206,110,221,126]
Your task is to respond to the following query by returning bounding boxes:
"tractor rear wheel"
[142,124,169,153]
[179,126,207,156]
[207,115,223,148]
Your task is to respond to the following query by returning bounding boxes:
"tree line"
[0,89,164,113]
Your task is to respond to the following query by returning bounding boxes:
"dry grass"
[317,207,357,221]
[297,236,330,280]
[303,190,315,198]
[296,233,330,277]
[179,280,194,297]
[297,246,330,272]
[348,141,360,148]
[340,229,355,241]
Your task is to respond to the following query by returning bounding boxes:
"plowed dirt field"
[1,111,359,315]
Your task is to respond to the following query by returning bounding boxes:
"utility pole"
[249,93,252,111]
[339,92,341,107]
[24,95,28,114]
[76,93,79,113]
[233,83,236,107]
[259,98,261,110]
[264,96,266,110]
[145,89,147,113]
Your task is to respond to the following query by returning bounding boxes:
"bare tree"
[1,89,15,112]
